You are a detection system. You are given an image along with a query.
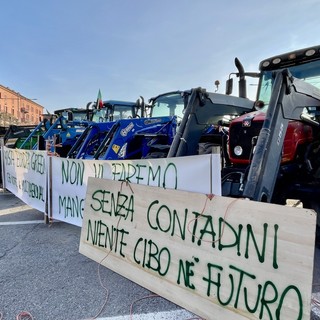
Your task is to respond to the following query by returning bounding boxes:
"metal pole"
[0,137,6,192]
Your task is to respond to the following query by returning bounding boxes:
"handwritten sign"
[80,177,316,320]
[3,146,47,212]
[51,154,221,226]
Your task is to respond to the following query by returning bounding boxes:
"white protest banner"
[80,177,316,320]
[50,154,220,227]
[2,146,47,212]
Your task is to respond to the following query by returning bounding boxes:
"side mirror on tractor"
[226,78,233,95]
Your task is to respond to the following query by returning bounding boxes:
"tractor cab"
[147,91,190,119]
[90,100,142,123]
[54,107,89,122]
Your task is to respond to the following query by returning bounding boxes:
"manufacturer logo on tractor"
[277,123,284,146]
[120,122,134,137]
[242,118,252,127]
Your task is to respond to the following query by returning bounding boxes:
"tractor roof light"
[305,49,316,57]
[262,60,270,67]
[288,53,296,60]
[272,58,281,65]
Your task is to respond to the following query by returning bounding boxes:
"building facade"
[0,84,44,126]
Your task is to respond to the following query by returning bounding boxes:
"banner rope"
[16,311,34,320]
[183,193,241,244]
[129,294,204,320]
[83,180,132,320]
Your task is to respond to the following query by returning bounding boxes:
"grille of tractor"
[229,120,263,163]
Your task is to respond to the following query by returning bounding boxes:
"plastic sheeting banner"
[2,147,47,212]
[50,154,221,226]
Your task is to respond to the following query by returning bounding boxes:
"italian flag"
[96,89,103,108]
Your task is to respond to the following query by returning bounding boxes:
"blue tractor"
[67,91,188,160]
[66,99,144,159]
[92,116,178,160]
[18,111,89,157]
[15,99,141,157]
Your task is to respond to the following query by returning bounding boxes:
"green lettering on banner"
[6,172,17,187]
[93,163,104,178]
[61,159,85,185]
[30,153,45,174]
[177,257,199,290]
[16,151,30,169]
[111,161,178,188]
[86,219,129,257]
[90,189,134,222]
[59,195,84,218]
[202,263,303,319]
[22,179,45,202]
[133,237,171,277]
[79,178,314,320]
[4,149,15,166]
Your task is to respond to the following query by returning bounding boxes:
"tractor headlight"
[234,146,243,156]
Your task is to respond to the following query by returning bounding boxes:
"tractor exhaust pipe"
[235,57,247,99]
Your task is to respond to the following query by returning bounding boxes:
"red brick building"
[0,84,44,126]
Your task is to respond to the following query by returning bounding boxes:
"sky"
[1,0,319,113]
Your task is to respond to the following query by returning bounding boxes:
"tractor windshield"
[257,59,320,107]
[112,105,135,120]
[91,108,111,122]
[72,111,88,121]
[150,92,186,119]
[91,105,135,122]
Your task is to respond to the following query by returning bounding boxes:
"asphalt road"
[0,190,197,320]
[1,189,320,320]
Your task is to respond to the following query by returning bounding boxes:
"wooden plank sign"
[79,177,316,319]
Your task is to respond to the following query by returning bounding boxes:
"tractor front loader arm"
[243,69,320,202]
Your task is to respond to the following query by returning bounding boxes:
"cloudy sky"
[1,0,319,112]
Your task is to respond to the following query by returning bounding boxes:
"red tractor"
[167,45,320,243]
[222,46,320,206]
